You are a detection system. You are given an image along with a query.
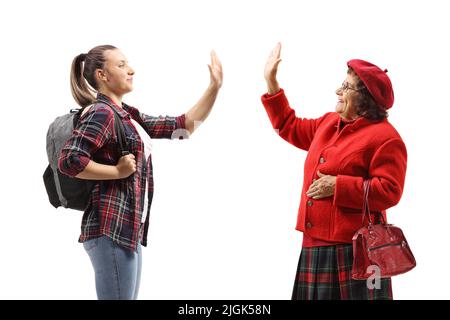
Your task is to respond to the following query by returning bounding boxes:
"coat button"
[307,200,313,206]
[319,157,325,164]
[306,222,313,229]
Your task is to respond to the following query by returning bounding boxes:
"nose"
[336,87,342,95]
[128,66,135,75]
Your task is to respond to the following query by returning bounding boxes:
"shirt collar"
[96,92,130,119]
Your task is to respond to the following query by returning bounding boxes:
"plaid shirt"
[58,93,186,251]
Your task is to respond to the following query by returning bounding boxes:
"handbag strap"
[362,179,386,226]
[362,179,373,226]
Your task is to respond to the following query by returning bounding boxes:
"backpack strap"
[94,99,130,156]
[112,108,130,156]
[72,100,130,156]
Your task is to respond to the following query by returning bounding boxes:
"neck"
[98,90,123,107]
[340,113,359,121]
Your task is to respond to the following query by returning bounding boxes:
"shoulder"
[123,103,140,115]
[316,112,339,127]
[323,112,340,121]
[364,119,406,154]
[77,102,115,132]
[368,118,403,141]
[80,102,114,119]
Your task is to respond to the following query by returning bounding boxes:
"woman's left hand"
[208,50,223,90]
[306,170,337,199]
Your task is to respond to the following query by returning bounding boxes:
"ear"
[95,69,108,82]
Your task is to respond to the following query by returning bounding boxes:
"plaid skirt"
[292,244,393,300]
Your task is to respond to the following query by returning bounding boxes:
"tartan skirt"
[292,244,393,300]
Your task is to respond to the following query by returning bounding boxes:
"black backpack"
[43,100,129,211]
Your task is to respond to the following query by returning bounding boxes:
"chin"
[123,87,133,94]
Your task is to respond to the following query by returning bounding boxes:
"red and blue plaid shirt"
[58,93,186,251]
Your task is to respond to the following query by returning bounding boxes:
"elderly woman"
[261,43,407,300]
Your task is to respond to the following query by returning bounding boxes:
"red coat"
[261,89,407,243]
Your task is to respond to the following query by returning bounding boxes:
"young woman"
[58,45,223,300]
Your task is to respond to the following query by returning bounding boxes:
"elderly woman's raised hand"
[264,42,282,95]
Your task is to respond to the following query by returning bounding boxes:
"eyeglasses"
[340,81,360,92]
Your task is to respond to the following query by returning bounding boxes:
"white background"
[0,0,448,300]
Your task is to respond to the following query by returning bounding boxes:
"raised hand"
[208,50,223,90]
[264,43,282,94]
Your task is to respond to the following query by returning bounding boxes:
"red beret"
[347,59,394,109]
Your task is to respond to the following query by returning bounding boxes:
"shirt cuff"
[176,114,186,130]
[59,154,91,177]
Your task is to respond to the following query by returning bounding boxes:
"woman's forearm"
[75,160,120,180]
[185,84,220,134]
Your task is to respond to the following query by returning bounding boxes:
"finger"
[317,170,325,177]
[211,51,222,71]
[306,191,320,198]
[215,55,223,71]
[308,181,319,190]
[306,185,319,195]
[307,191,321,198]
[211,50,216,66]
[275,42,282,59]
[213,50,220,66]
[269,44,277,59]
[306,185,316,193]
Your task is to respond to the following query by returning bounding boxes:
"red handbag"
[351,180,416,280]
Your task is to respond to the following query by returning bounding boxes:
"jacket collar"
[335,115,384,132]
[96,93,129,119]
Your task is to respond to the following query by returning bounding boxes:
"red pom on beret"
[347,59,394,109]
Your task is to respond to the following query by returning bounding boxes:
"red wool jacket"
[261,89,407,243]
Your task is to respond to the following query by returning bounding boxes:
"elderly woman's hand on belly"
[306,170,337,199]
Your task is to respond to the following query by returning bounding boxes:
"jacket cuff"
[261,88,292,122]
[261,88,285,102]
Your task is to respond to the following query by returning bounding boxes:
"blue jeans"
[83,236,142,300]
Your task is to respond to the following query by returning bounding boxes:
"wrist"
[113,165,122,179]
[208,82,221,92]
[267,81,280,95]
